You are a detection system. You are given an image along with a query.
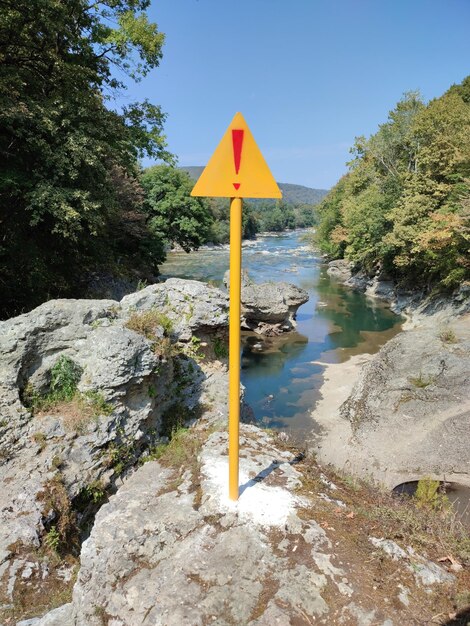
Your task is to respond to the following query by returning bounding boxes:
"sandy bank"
[308,353,372,471]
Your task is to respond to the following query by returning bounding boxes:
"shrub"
[186,335,204,361]
[44,526,60,553]
[213,336,228,359]
[50,356,82,401]
[104,439,136,476]
[414,477,448,511]
[75,480,107,511]
[37,475,77,554]
[23,356,112,433]
[438,327,457,343]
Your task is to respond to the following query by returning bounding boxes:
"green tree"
[242,207,259,240]
[384,91,470,286]
[294,205,317,228]
[140,166,213,251]
[0,0,171,317]
[258,201,296,232]
[315,81,470,289]
[315,175,348,258]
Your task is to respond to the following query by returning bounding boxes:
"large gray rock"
[224,270,309,334]
[326,259,352,282]
[33,426,451,626]
[0,279,230,611]
[37,428,335,625]
[120,278,228,341]
[338,313,470,488]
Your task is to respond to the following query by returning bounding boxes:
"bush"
[23,356,112,432]
[414,477,448,511]
[50,356,82,401]
[213,337,228,359]
[38,475,77,554]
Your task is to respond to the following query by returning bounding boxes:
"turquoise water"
[161,230,402,440]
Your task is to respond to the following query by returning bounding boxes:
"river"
[161,230,402,443]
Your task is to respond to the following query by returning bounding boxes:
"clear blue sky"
[121,0,470,189]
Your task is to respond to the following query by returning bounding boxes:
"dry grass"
[0,553,78,625]
[36,475,78,555]
[438,327,458,343]
[125,309,173,339]
[23,354,112,434]
[125,309,179,360]
[287,455,470,624]
[150,427,205,471]
[409,372,435,388]
[298,458,470,567]
[36,391,112,433]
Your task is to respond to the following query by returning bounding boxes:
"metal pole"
[228,197,242,501]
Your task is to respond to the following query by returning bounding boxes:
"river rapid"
[161,230,402,443]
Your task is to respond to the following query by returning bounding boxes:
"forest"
[0,0,321,319]
[2,0,468,320]
[315,78,470,290]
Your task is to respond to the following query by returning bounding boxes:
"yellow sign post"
[191,112,281,500]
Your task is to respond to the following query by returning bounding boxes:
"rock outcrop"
[1,276,465,625]
[313,303,470,492]
[224,270,309,335]
[121,278,229,341]
[0,279,230,615]
[327,259,470,320]
[326,259,352,282]
[26,427,456,626]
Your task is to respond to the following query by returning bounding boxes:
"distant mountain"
[277,183,328,206]
[180,166,328,206]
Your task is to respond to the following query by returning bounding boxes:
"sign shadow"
[239,452,305,497]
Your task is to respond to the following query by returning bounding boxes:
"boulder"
[37,428,332,625]
[31,426,454,626]
[326,259,352,282]
[365,278,396,301]
[223,271,309,334]
[338,314,470,488]
[120,278,228,342]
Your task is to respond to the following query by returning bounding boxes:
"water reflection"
[314,268,399,353]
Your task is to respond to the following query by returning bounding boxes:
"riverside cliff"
[0,277,468,625]
[315,262,470,491]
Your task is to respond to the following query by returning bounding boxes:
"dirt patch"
[294,455,470,624]
[0,542,78,625]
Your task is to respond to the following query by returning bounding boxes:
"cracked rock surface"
[29,427,455,626]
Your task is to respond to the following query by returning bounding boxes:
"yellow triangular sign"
[191,112,282,199]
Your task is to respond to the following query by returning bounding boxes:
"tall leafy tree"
[315,80,470,289]
[140,166,213,251]
[384,91,470,286]
[0,0,172,316]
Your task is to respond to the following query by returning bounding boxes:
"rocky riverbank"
[1,275,469,625]
[0,279,233,623]
[15,426,468,626]
[314,262,470,494]
[326,259,470,318]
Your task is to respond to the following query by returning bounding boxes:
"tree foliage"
[140,166,213,252]
[204,198,317,244]
[0,0,171,317]
[315,79,470,289]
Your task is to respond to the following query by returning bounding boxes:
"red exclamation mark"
[232,129,244,190]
